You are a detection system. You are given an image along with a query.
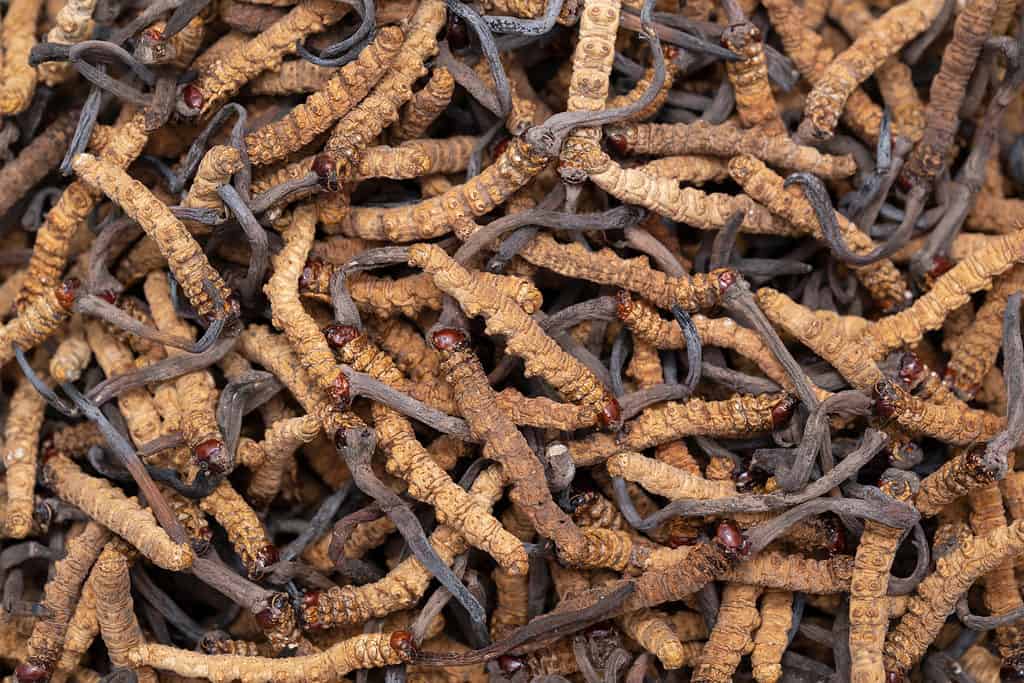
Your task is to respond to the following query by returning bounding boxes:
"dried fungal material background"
[1,0,1024,681]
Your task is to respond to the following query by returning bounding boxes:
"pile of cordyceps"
[3,0,1024,680]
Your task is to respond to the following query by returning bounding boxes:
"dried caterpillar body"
[578,147,801,237]
[721,552,855,593]
[244,26,405,166]
[692,583,762,682]
[519,234,737,312]
[638,155,730,186]
[50,316,92,383]
[135,18,205,69]
[247,414,321,507]
[618,393,794,452]
[72,154,234,320]
[0,0,42,115]
[237,324,355,436]
[493,388,594,430]
[368,316,456,411]
[162,486,212,547]
[960,645,1002,683]
[472,59,537,135]
[2,365,47,538]
[968,483,1024,670]
[265,203,352,411]
[325,325,529,574]
[606,452,736,500]
[945,264,1024,399]
[84,319,164,453]
[616,292,795,390]
[883,519,1024,673]
[620,608,691,669]
[320,0,447,182]
[20,523,110,681]
[827,0,925,140]
[760,0,882,142]
[751,590,793,683]
[490,508,531,639]
[867,228,1024,356]
[557,0,621,181]
[93,541,156,683]
[38,0,97,85]
[0,279,79,366]
[390,67,454,143]
[756,287,887,391]
[722,22,786,135]
[342,514,397,559]
[606,121,857,178]
[798,0,944,141]
[0,110,79,218]
[408,244,618,427]
[42,454,194,571]
[143,273,226,476]
[50,422,105,458]
[182,0,351,118]
[303,466,508,627]
[333,137,550,241]
[129,631,414,683]
[356,137,476,180]
[199,635,274,658]
[873,379,1003,445]
[249,58,335,95]
[605,49,679,123]
[901,0,998,186]
[431,327,593,565]
[20,110,148,307]
[182,146,244,223]
[729,156,908,309]
[300,258,543,314]
[915,446,1001,517]
[849,477,912,683]
[476,0,579,23]
[50,579,99,683]
[626,338,663,388]
[199,482,277,579]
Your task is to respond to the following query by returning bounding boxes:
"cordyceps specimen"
[5,0,1024,679]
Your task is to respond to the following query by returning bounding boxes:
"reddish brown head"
[56,278,81,309]
[823,516,846,556]
[884,670,906,683]
[193,439,227,476]
[926,255,954,280]
[323,323,361,350]
[897,352,924,387]
[254,592,290,630]
[714,520,750,557]
[143,27,164,42]
[329,372,352,409]
[299,259,326,292]
[181,84,204,112]
[431,327,470,352]
[39,440,59,464]
[1001,654,1024,682]
[498,656,523,675]
[389,631,416,659]
[872,380,901,420]
[15,662,49,682]
[771,395,797,429]
[605,131,631,156]
[97,289,119,305]
[597,397,621,430]
[445,14,470,50]
[250,545,280,578]
[312,154,339,192]
[712,268,738,294]
[734,469,764,493]
[491,137,510,158]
